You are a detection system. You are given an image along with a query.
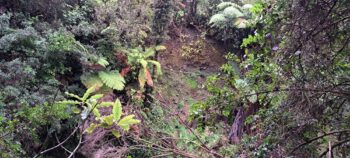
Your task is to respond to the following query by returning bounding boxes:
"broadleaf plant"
[122,46,165,90]
[56,86,140,136]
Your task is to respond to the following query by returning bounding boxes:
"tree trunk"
[228,102,260,144]
[229,106,244,144]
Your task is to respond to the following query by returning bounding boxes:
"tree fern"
[209,14,227,28]
[98,71,125,90]
[123,46,164,89]
[210,2,253,29]
[242,4,254,10]
[223,7,244,19]
[217,2,241,11]
[234,18,248,29]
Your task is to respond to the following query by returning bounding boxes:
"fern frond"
[130,48,141,54]
[82,86,96,101]
[65,92,83,101]
[118,115,140,131]
[223,7,244,19]
[144,48,156,58]
[138,68,147,89]
[81,73,104,89]
[217,2,241,10]
[242,4,253,10]
[97,57,109,67]
[147,60,162,76]
[56,100,81,105]
[112,99,122,121]
[74,41,89,54]
[155,45,166,51]
[209,14,227,28]
[101,26,118,35]
[234,18,248,28]
[139,59,148,69]
[98,71,125,90]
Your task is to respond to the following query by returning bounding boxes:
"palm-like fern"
[209,2,254,29]
[123,45,165,89]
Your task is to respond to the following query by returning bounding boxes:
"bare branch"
[290,129,350,154]
[319,138,350,157]
[34,125,79,158]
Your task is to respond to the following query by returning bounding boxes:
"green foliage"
[124,46,164,89]
[153,0,174,43]
[0,13,77,155]
[94,0,155,47]
[98,71,126,90]
[241,34,264,48]
[141,102,232,157]
[47,30,77,53]
[209,2,252,29]
[57,86,140,136]
[181,39,205,61]
[207,1,265,47]
[81,70,125,92]
[3,0,348,157]
[0,0,161,156]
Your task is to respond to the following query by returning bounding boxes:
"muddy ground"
[155,27,227,117]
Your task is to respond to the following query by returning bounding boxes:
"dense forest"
[0,0,349,157]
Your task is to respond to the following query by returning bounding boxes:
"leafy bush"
[57,86,140,136]
[122,46,164,90]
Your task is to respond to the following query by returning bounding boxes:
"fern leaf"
[65,92,83,101]
[81,73,104,89]
[118,115,140,131]
[111,130,121,138]
[85,123,99,134]
[98,71,125,90]
[234,18,248,28]
[155,45,167,51]
[242,4,253,10]
[209,14,227,27]
[56,100,81,105]
[138,68,147,89]
[97,57,109,67]
[217,2,233,10]
[147,60,162,75]
[93,108,101,118]
[90,94,104,100]
[144,48,156,58]
[113,99,122,121]
[82,86,96,101]
[217,2,241,10]
[139,59,148,69]
[98,101,114,107]
[223,7,244,19]
[101,26,118,35]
